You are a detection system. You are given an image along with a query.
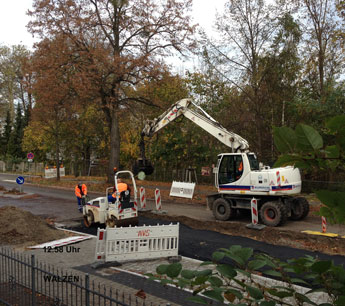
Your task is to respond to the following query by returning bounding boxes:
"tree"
[28,0,196,182]
[7,105,25,159]
[200,0,284,160]
[27,36,81,180]
[0,110,12,157]
[300,0,344,101]
[0,45,32,122]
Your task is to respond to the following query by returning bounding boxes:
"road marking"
[302,230,339,238]
[3,180,16,183]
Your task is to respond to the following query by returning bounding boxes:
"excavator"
[133,98,309,227]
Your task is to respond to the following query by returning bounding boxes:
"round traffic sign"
[16,176,25,185]
[27,152,34,159]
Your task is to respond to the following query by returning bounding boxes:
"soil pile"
[0,206,68,247]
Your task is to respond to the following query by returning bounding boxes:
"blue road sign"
[16,176,25,185]
[27,152,34,159]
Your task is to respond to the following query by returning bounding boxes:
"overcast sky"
[0,0,227,49]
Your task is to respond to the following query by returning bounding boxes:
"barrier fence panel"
[97,224,179,262]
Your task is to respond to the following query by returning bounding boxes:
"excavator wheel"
[260,201,287,227]
[290,197,310,221]
[212,198,235,221]
[83,211,94,228]
[132,159,154,176]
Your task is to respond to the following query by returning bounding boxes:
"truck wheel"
[83,211,94,228]
[290,197,309,220]
[212,198,234,221]
[260,201,287,227]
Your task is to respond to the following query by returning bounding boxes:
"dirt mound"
[0,206,68,247]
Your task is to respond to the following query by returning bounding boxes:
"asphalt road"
[1,172,345,267]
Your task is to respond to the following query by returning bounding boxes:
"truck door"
[218,155,243,185]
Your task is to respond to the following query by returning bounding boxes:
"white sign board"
[169,181,195,199]
[45,167,66,178]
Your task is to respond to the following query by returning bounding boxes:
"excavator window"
[247,154,259,171]
[218,155,243,184]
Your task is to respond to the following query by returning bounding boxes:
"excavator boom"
[141,98,249,152]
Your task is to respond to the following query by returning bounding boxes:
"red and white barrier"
[139,187,146,209]
[322,216,327,233]
[95,228,106,261]
[251,198,259,225]
[276,171,281,186]
[155,188,161,211]
[246,198,265,230]
[95,224,179,262]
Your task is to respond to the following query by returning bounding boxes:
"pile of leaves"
[0,206,68,246]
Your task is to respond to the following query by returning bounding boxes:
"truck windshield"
[247,154,259,171]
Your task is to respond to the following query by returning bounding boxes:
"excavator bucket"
[132,158,154,176]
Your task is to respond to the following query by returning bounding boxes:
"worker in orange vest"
[108,179,130,203]
[75,182,87,212]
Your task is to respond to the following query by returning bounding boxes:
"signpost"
[27,152,34,162]
[16,176,25,193]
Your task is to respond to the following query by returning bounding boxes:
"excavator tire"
[212,198,235,221]
[290,197,310,221]
[260,201,287,227]
[83,211,94,228]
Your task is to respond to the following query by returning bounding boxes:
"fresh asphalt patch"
[70,215,345,266]
[71,215,345,305]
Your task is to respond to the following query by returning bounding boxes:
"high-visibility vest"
[75,184,87,198]
[112,183,128,198]
[238,162,243,172]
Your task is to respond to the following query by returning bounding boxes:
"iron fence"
[0,248,162,306]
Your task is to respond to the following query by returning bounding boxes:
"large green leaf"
[326,115,345,133]
[195,269,213,277]
[324,145,340,158]
[273,126,297,153]
[202,290,224,303]
[248,259,267,270]
[181,269,196,280]
[208,276,223,287]
[296,124,323,151]
[311,261,332,274]
[246,285,263,300]
[166,263,182,278]
[216,264,237,278]
[212,251,225,262]
[156,264,169,275]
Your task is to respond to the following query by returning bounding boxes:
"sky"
[0,0,227,50]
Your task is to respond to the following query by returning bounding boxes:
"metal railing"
[0,248,161,306]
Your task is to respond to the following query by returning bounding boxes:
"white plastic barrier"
[95,224,179,262]
[170,181,195,199]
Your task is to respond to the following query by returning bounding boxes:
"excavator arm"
[134,98,249,175]
[141,98,249,152]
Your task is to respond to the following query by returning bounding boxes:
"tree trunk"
[107,107,120,183]
[56,134,60,181]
